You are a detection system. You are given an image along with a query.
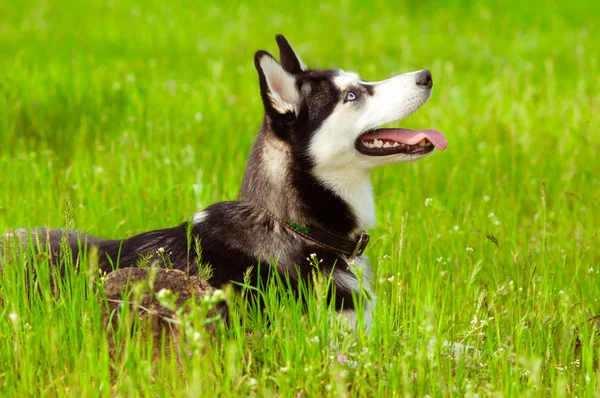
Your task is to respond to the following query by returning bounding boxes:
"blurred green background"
[0,0,599,395]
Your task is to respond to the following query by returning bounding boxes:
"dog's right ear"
[276,34,306,75]
[254,51,299,116]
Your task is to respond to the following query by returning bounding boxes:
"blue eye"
[345,91,357,102]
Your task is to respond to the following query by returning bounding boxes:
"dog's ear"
[255,50,300,115]
[275,34,306,75]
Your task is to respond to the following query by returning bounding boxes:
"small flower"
[8,313,18,324]
[336,353,348,364]
[483,195,490,202]
[487,212,501,226]
[466,247,474,252]
[280,366,289,373]
[212,289,225,301]
[157,288,171,301]
[424,198,433,207]
[387,275,395,282]
[157,247,165,254]
[588,267,594,274]
[453,225,459,231]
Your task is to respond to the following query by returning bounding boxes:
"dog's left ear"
[255,51,300,115]
[276,34,306,75]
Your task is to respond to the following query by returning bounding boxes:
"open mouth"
[356,128,448,156]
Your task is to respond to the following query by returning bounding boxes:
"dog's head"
[254,35,447,172]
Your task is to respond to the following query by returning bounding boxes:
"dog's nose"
[416,70,433,88]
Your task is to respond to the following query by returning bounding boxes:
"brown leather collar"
[261,208,370,259]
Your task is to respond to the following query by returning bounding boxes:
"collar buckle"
[351,232,370,258]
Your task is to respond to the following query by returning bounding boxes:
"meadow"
[0,0,599,396]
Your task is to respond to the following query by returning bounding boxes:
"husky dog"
[2,35,447,330]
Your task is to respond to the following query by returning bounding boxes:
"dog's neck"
[239,123,375,237]
[239,126,305,222]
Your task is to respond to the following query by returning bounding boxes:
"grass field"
[1,0,599,396]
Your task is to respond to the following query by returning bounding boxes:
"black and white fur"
[2,35,440,330]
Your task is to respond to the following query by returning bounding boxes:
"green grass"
[1,0,599,395]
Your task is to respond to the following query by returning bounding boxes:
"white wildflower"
[212,289,225,301]
[157,288,171,300]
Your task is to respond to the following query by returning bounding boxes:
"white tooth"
[383,142,391,148]
[368,142,374,148]
[418,140,427,147]
[393,142,399,147]
[426,140,433,146]
[374,139,383,148]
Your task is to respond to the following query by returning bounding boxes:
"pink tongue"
[364,128,448,151]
